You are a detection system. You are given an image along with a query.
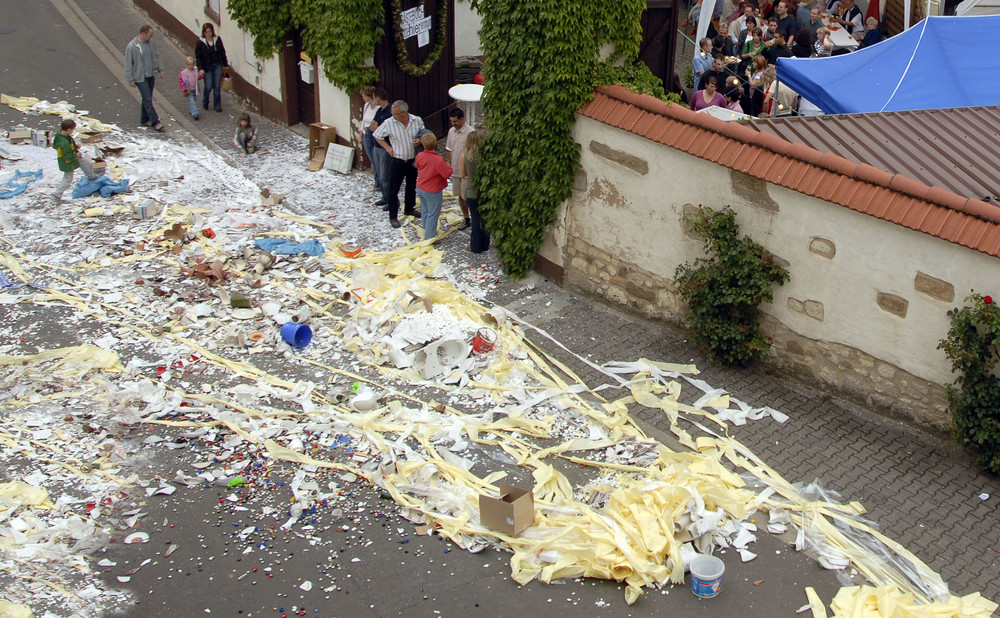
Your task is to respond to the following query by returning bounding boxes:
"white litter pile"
[0,101,996,618]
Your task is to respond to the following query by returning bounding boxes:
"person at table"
[698,54,730,91]
[730,3,756,45]
[795,0,814,33]
[693,38,714,83]
[764,29,792,64]
[763,15,779,41]
[831,0,863,35]
[814,26,833,55]
[807,6,823,42]
[860,17,883,47]
[790,28,814,57]
[742,26,767,63]
[714,22,737,56]
[774,1,797,41]
[725,83,745,113]
[692,76,727,111]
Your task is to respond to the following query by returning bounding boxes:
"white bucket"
[689,554,725,598]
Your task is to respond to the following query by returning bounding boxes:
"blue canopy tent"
[775,15,1000,114]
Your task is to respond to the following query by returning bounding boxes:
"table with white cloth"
[821,13,860,51]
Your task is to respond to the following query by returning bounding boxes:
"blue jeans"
[135,76,159,126]
[203,64,223,111]
[417,188,443,240]
[186,93,199,118]
[363,130,380,189]
[372,147,391,202]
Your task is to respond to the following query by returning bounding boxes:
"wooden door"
[281,30,316,126]
[373,0,455,137]
[639,0,681,92]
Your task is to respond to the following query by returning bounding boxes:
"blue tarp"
[776,15,1000,114]
[254,238,325,256]
[72,176,130,199]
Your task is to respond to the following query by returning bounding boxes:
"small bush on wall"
[674,206,790,368]
[938,292,1000,475]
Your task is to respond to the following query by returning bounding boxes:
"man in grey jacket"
[124,25,166,132]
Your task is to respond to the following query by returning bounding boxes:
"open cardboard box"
[9,127,31,144]
[307,123,336,171]
[479,483,535,536]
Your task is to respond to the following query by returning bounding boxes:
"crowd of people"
[687,0,885,117]
[359,87,489,252]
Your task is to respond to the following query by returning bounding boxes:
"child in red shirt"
[414,133,452,240]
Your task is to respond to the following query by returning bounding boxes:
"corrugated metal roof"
[751,107,1000,202]
[578,86,1000,258]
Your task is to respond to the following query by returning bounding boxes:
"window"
[205,0,220,23]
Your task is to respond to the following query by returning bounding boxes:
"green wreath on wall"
[392,0,448,76]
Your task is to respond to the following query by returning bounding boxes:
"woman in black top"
[195,23,229,112]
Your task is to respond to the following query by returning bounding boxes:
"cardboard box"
[77,132,103,144]
[91,160,107,173]
[9,127,31,144]
[479,484,534,536]
[308,123,336,159]
[32,129,51,147]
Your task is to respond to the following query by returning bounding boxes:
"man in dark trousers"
[373,100,424,228]
[124,25,166,132]
[368,88,392,207]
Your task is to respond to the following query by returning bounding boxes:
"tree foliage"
[674,206,790,367]
[470,0,648,278]
[226,0,384,92]
[938,292,1000,475]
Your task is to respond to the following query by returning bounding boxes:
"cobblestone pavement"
[35,0,1000,609]
[493,285,1000,602]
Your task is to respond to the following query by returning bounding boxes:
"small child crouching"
[233,113,258,154]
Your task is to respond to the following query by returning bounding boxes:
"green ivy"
[674,206,789,367]
[226,0,383,92]
[592,62,668,100]
[471,0,648,278]
[938,292,1000,474]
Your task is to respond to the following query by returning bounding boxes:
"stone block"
[803,300,825,321]
[589,141,649,175]
[573,169,588,192]
[626,280,656,302]
[788,297,804,313]
[808,237,837,260]
[914,271,955,303]
[730,170,779,213]
[876,292,909,318]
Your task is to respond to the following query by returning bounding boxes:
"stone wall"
[536,115,1000,430]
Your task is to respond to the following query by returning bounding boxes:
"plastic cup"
[690,555,725,598]
[280,322,312,348]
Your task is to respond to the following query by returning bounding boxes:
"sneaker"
[405,210,421,219]
[390,219,401,228]
[374,199,387,206]
[458,218,471,230]
[153,123,165,132]
[140,121,150,127]
[203,103,209,111]
[193,115,199,121]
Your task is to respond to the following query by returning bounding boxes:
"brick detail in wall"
[787,298,825,321]
[730,170,779,213]
[808,237,836,260]
[764,316,948,430]
[914,271,955,303]
[560,231,949,430]
[876,292,909,318]
[589,141,649,175]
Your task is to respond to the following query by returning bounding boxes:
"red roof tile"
[580,85,1000,259]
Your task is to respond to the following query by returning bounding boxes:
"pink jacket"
[415,151,453,193]
[178,67,201,95]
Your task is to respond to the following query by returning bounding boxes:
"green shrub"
[938,292,1000,474]
[674,206,789,367]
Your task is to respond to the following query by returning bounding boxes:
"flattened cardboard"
[479,483,534,536]
[307,146,327,172]
[9,127,31,144]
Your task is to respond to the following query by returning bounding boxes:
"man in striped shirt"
[373,100,424,228]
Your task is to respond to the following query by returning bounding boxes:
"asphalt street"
[0,0,997,617]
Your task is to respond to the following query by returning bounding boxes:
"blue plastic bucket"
[280,322,312,348]
[690,555,725,598]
